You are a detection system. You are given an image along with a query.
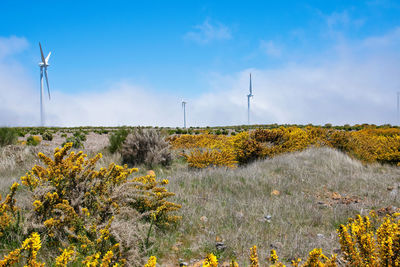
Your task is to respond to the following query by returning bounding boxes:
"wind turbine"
[247,73,253,125]
[182,100,187,128]
[397,92,400,125]
[38,42,51,126]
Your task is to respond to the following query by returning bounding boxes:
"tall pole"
[247,73,253,125]
[397,92,399,126]
[182,101,187,128]
[40,67,44,126]
[183,103,186,128]
[247,96,250,125]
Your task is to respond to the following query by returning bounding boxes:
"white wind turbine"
[247,73,253,125]
[38,42,51,126]
[182,99,187,128]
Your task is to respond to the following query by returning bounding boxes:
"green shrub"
[62,136,83,148]
[26,135,41,146]
[121,129,172,167]
[17,130,26,137]
[41,131,53,141]
[109,128,130,153]
[61,133,67,138]
[73,131,86,141]
[0,127,18,146]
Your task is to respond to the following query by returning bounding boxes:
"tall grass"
[152,147,400,264]
[0,128,17,147]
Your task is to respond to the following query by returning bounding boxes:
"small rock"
[271,190,280,196]
[317,233,324,238]
[216,241,227,251]
[235,211,244,220]
[179,262,188,267]
[147,170,156,176]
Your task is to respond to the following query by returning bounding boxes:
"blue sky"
[1,0,400,126]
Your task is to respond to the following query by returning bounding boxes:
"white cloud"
[0,36,28,59]
[1,29,400,127]
[259,40,282,57]
[184,19,231,44]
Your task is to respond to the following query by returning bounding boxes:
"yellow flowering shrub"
[2,142,181,265]
[172,133,266,168]
[337,212,400,266]
[144,256,157,267]
[184,148,238,169]
[171,126,400,167]
[249,245,259,267]
[203,253,218,267]
[0,232,44,266]
[350,129,400,164]
[0,182,19,237]
[230,132,266,165]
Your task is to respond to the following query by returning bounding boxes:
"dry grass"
[155,147,400,265]
[1,139,400,265]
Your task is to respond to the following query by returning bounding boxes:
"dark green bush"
[17,130,26,137]
[0,127,18,146]
[73,131,86,141]
[108,128,130,153]
[62,136,83,148]
[41,131,53,141]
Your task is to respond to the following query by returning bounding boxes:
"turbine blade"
[45,52,51,64]
[44,68,51,100]
[39,42,46,64]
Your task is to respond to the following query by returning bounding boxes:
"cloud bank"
[0,29,400,127]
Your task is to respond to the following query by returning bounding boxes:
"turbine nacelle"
[38,62,50,67]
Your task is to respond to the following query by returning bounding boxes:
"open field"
[0,126,399,266]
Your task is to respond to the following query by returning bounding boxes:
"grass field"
[0,130,399,266]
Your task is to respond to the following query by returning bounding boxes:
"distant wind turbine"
[182,100,187,128]
[38,42,51,126]
[247,73,253,125]
[397,92,400,125]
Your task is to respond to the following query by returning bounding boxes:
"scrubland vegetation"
[0,124,399,266]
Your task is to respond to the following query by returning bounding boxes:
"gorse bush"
[170,126,400,168]
[0,143,181,265]
[0,127,18,147]
[0,182,19,238]
[170,132,266,168]
[109,128,130,153]
[121,129,172,167]
[337,211,400,266]
[26,135,41,146]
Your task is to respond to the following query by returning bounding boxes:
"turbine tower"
[397,92,400,125]
[182,100,187,128]
[38,42,51,126]
[247,73,253,125]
